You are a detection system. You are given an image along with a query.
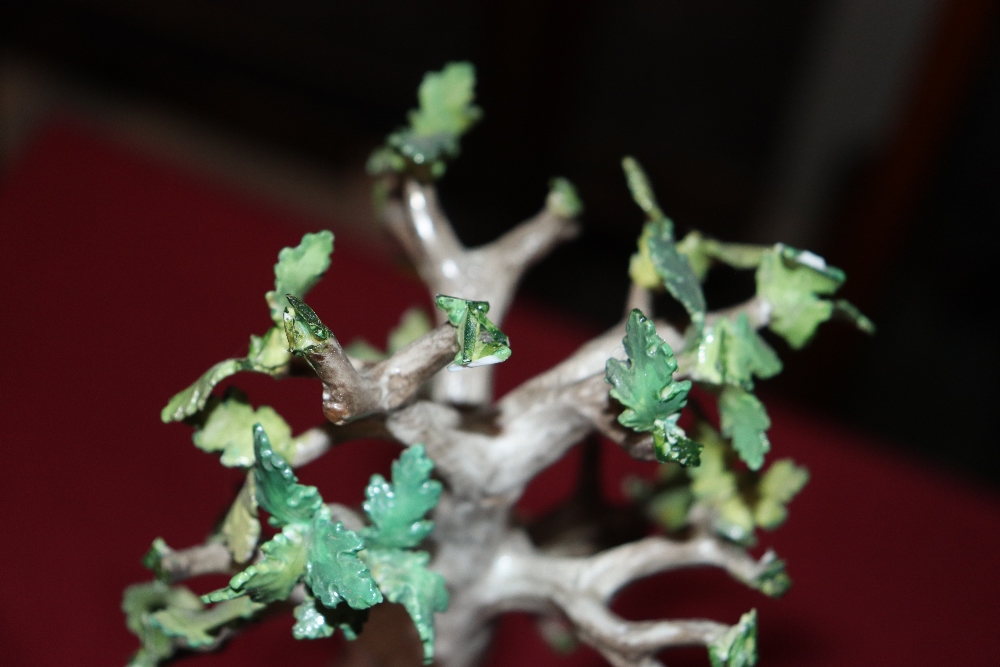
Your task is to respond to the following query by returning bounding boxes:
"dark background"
[1,0,998,484]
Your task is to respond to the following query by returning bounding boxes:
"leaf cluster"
[435,295,512,370]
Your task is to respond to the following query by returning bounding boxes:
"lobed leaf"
[160,359,244,423]
[265,231,335,325]
[754,459,809,529]
[718,386,771,470]
[306,507,383,610]
[252,424,323,527]
[192,388,295,468]
[202,525,307,605]
[220,473,261,564]
[122,580,201,667]
[691,314,782,390]
[361,444,443,550]
[151,596,261,648]
[362,548,449,664]
[605,310,699,465]
[292,594,369,641]
[676,231,768,281]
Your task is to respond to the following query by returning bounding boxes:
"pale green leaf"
[545,177,583,218]
[160,358,243,423]
[647,487,693,531]
[306,507,383,610]
[834,299,876,334]
[388,308,433,354]
[265,231,335,325]
[344,339,388,362]
[362,444,442,549]
[621,156,664,219]
[292,594,369,641]
[754,459,809,529]
[246,326,291,371]
[719,386,770,470]
[141,537,172,581]
[192,388,295,468]
[122,580,201,667]
[691,313,782,389]
[708,609,758,667]
[221,473,260,564]
[151,596,261,648]
[434,295,511,369]
[756,244,844,349]
[676,231,768,281]
[409,62,482,137]
[252,424,323,527]
[203,525,307,605]
[363,548,449,664]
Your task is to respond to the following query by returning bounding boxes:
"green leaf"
[220,473,260,564]
[834,299,876,334]
[647,487,693,531]
[265,231,335,325]
[292,594,369,641]
[546,177,583,218]
[621,156,664,219]
[434,295,512,369]
[718,386,771,470]
[628,229,662,289]
[644,218,706,330]
[605,309,699,465]
[142,537,171,581]
[756,244,845,349]
[750,554,792,598]
[192,388,295,468]
[708,609,758,667]
[122,580,200,666]
[388,308,433,354]
[362,548,449,664]
[246,326,292,370]
[754,459,809,529]
[252,424,323,527]
[408,62,483,137]
[687,430,754,542]
[676,231,768,281]
[161,358,244,423]
[306,506,383,610]
[691,314,782,389]
[151,596,261,648]
[282,295,332,356]
[362,444,442,549]
[203,525,307,605]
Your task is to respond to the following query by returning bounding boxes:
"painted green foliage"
[605,309,700,466]
[435,295,512,370]
[161,231,334,422]
[709,609,758,667]
[368,62,483,179]
[282,295,332,356]
[191,388,296,467]
[691,314,782,390]
[194,426,447,663]
[623,157,706,330]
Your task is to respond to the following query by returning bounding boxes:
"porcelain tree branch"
[154,541,233,583]
[379,178,580,404]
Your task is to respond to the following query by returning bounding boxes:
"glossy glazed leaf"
[203,525,307,605]
[434,295,511,369]
[756,244,845,349]
[265,231,334,324]
[692,314,782,389]
[246,326,292,371]
[252,424,323,527]
[151,596,261,648]
[362,444,442,549]
[755,459,809,529]
[161,358,244,423]
[292,594,369,641]
[193,389,295,467]
[306,507,383,610]
[708,609,758,667]
[221,473,260,564]
[719,386,771,470]
[363,548,449,664]
[644,219,706,329]
[606,310,698,465]
[546,177,583,218]
[687,430,754,542]
[283,295,332,356]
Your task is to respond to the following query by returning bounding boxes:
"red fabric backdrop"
[1,122,998,666]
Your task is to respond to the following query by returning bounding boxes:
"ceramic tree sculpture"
[122,62,873,667]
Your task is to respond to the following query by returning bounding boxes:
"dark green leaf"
[718,386,771,470]
[708,609,758,667]
[362,548,449,664]
[362,444,442,549]
[434,295,511,369]
[282,295,332,357]
[252,424,323,527]
[306,507,383,610]
[750,555,791,598]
